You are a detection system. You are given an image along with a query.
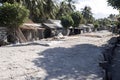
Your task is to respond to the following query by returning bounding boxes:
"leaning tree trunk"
[15,28,27,43]
[7,27,27,44]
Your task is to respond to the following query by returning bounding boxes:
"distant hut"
[20,23,45,41]
[0,20,45,45]
[86,24,94,32]
[42,19,63,38]
[78,24,88,33]
[42,23,55,38]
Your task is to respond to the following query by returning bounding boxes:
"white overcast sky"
[74,0,119,19]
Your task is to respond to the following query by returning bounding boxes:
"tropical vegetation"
[0,2,29,43]
[71,11,83,27]
[61,15,74,29]
[107,0,120,9]
[0,2,29,28]
[0,0,117,42]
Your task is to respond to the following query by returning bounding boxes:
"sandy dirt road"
[0,30,113,80]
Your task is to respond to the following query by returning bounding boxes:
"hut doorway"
[44,29,51,38]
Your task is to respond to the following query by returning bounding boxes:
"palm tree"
[1,0,58,22]
[23,0,45,22]
[24,0,57,22]
[82,6,94,24]
[56,0,76,19]
[43,0,57,19]
[67,0,76,11]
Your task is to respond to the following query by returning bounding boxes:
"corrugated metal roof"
[86,24,94,28]
[79,24,88,29]
[45,19,63,29]
[43,23,56,29]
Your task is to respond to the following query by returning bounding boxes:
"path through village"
[0,30,114,80]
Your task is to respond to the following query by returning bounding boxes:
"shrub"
[94,21,99,29]
[71,11,83,27]
[0,2,29,28]
[61,15,74,29]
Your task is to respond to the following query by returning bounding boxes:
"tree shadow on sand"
[32,44,103,80]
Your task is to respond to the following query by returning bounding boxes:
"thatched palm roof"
[20,23,44,30]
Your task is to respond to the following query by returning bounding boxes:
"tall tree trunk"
[7,27,28,43]
[15,28,27,43]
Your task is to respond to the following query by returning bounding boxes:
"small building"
[76,24,94,33]
[78,24,89,33]
[86,24,94,32]
[42,19,63,38]
[20,23,45,41]
[0,22,45,45]
[69,24,90,35]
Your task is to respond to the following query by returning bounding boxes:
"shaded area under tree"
[32,44,103,80]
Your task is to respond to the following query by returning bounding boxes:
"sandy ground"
[0,30,113,80]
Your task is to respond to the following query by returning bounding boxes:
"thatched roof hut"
[21,23,43,29]
[20,23,45,41]
[42,19,63,38]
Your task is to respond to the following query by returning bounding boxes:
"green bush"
[94,21,99,29]
[107,0,120,9]
[71,11,83,27]
[61,15,74,29]
[0,2,29,28]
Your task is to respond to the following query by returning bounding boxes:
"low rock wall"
[100,36,118,80]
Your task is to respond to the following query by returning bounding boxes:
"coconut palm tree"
[1,0,58,22]
[56,0,76,19]
[67,0,76,11]
[82,6,94,24]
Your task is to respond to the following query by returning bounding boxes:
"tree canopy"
[0,0,58,22]
[71,11,83,27]
[107,0,120,9]
[56,0,76,19]
[82,6,94,24]
[61,15,74,28]
[0,2,29,28]
[0,0,95,25]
